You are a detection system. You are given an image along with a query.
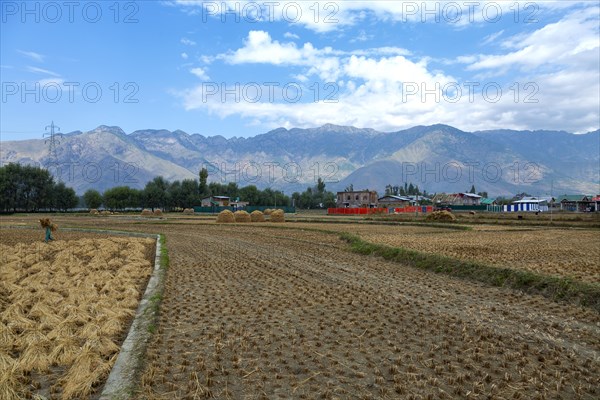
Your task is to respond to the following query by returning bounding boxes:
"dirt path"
[135,224,599,399]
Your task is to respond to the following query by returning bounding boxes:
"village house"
[431,192,482,206]
[558,195,594,212]
[201,195,230,207]
[336,190,379,208]
[592,196,600,212]
[377,195,412,208]
[511,196,552,212]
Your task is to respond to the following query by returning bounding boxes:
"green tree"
[83,189,103,209]
[239,185,261,205]
[104,186,141,210]
[180,179,200,208]
[199,167,209,197]
[469,185,476,193]
[143,176,169,210]
[52,182,78,211]
[316,178,326,194]
[0,163,56,211]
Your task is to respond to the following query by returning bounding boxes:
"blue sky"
[1,1,599,141]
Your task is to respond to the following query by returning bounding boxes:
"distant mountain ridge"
[1,124,598,196]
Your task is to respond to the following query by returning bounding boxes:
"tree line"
[0,163,78,212]
[1,164,301,212]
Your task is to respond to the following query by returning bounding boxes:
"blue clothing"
[45,227,54,242]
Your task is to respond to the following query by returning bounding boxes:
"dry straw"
[89,209,99,215]
[270,209,285,223]
[183,208,194,214]
[39,218,58,231]
[1,236,154,399]
[250,210,265,222]
[234,210,251,223]
[216,209,235,223]
[141,209,153,216]
[153,209,163,216]
[263,208,273,215]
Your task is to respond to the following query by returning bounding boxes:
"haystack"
[216,209,235,223]
[426,210,456,222]
[89,209,99,215]
[234,210,251,223]
[270,209,285,223]
[141,209,153,216]
[153,209,163,217]
[250,210,265,222]
[263,208,273,215]
[183,208,194,214]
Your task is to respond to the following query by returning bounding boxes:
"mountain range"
[1,124,598,196]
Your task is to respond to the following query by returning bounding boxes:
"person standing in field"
[39,218,57,242]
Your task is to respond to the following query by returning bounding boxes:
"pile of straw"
[141,209,153,216]
[153,209,163,216]
[39,218,58,231]
[183,208,194,214]
[0,236,155,399]
[216,210,235,223]
[234,210,251,223]
[263,208,273,215]
[270,209,285,223]
[89,209,99,215]
[250,210,265,222]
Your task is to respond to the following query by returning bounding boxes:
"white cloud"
[481,30,504,46]
[284,32,299,39]
[26,66,60,77]
[170,1,593,32]
[175,6,599,134]
[181,52,189,59]
[350,30,372,43]
[18,50,45,62]
[38,78,65,87]
[181,37,197,46]
[468,7,599,71]
[190,67,210,80]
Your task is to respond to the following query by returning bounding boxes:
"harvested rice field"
[1,215,599,399]
[265,223,600,284]
[0,228,155,399]
[134,222,599,399]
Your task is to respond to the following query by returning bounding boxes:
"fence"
[327,208,388,215]
[391,206,433,213]
[193,205,296,213]
[440,205,488,211]
[245,206,296,213]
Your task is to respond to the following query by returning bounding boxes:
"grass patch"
[340,232,600,312]
[159,234,169,270]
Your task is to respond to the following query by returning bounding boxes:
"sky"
[1,0,599,141]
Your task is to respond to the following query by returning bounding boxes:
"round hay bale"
[234,210,251,223]
[153,209,163,216]
[216,209,235,223]
[270,209,285,223]
[183,208,194,214]
[141,209,153,216]
[250,210,265,222]
[89,209,99,215]
[263,208,273,215]
[100,210,112,215]
[426,210,456,222]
